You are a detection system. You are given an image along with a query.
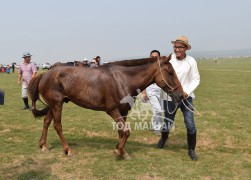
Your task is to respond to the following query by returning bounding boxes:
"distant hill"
[189,48,251,58]
[107,49,251,62]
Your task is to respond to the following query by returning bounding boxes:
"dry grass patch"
[136,175,166,180]
[0,128,11,133]
[82,129,113,138]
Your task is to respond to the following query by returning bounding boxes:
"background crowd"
[0,63,15,74]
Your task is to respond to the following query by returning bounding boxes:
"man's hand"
[18,74,22,86]
[182,92,188,99]
[32,72,37,78]
[141,90,149,103]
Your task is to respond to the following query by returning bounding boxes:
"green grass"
[0,58,251,179]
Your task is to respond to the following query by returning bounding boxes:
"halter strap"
[157,58,181,92]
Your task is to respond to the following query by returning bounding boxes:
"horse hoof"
[114,149,131,160]
[114,149,123,159]
[122,151,131,160]
[41,145,48,152]
[114,149,121,155]
[66,150,74,157]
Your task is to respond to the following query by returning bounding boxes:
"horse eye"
[168,72,173,76]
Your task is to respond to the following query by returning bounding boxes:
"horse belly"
[69,95,106,111]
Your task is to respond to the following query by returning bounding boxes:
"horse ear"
[166,54,172,61]
[160,54,171,64]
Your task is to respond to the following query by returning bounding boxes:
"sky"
[0,0,251,65]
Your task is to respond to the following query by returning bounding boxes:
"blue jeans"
[163,97,197,134]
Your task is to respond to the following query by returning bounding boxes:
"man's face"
[24,56,31,63]
[173,42,188,59]
[150,52,160,58]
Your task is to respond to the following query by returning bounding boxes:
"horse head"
[154,54,186,104]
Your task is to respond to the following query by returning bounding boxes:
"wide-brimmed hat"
[82,58,88,62]
[22,52,32,58]
[171,36,191,50]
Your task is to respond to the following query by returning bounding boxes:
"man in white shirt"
[141,50,162,135]
[157,36,200,160]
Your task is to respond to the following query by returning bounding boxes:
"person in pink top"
[18,52,37,110]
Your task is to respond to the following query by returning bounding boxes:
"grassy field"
[0,58,250,179]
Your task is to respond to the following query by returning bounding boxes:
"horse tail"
[28,73,50,118]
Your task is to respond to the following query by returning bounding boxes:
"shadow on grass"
[1,157,53,179]
[16,169,52,180]
[47,134,189,155]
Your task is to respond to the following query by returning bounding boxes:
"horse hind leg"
[51,104,73,156]
[39,109,53,152]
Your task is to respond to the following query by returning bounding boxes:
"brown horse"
[28,55,185,158]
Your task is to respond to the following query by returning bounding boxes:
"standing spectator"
[1,65,6,74]
[82,58,89,67]
[95,56,101,66]
[3,66,6,73]
[12,63,15,73]
[6,65,11,74]
[18,52,37,110]
[90,58,98,67]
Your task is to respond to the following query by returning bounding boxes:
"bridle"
[157,58,181,95]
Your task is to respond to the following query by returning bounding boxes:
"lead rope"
[158,58,178,114]
[182,99,201,116]
[166,99,201,116]
[157,58,201,116]
[166,99,178,114]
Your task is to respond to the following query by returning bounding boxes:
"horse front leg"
[117,111,131,159]
[52,105,73,156]
[39,109,53,152]
[109,109,131,159]
[115,128,131,160]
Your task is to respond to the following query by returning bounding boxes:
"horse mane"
[49,62,75,69]
[105,57,158,67]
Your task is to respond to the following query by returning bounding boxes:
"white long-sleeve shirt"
[146,83,161,98]
[162,54,200,101]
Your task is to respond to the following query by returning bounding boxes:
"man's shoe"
[188,149,198,160]
[157,131,169,148]
[187,133,197,160]
[21,106,30,110]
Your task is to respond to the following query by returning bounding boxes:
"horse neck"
[124,63,158,95]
